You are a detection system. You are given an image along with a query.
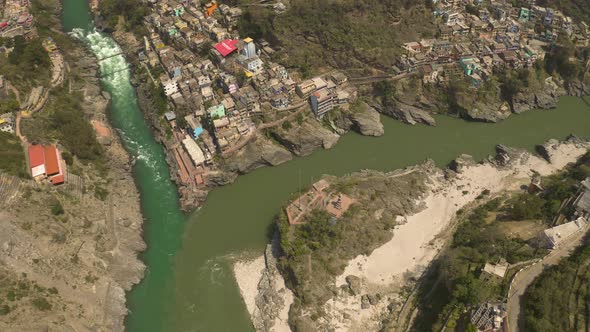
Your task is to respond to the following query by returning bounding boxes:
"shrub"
[51,200,64,216]
[282,120,292,130]
[31,297,51,311]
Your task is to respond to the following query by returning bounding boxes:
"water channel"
[62,1,590,331]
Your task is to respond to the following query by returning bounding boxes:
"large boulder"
[224,135,292,174]
[449,154,476,173]
[534,91,557,109]
[512,91,535,114]
[494,144,526,167]
[345,275,362,296]
[464,101,511,123]
[271,118,340,156]
[377,102,436,126]
[350,103,384,136]
[204,170,238,187]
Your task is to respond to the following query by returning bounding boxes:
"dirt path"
[506,224,590,332]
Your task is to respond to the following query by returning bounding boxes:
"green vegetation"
[31,297,51,311]
[0,132,27,178]
[51,199,65,216]
[544,43,588,84]
[0,36,51,95]
[523,235,590,331]
[414,152,590,330]
[537,0,590,23]
[276,172,427,328]
[94,186,109,201]
[99,0,149,36]
[520,151,590,331]
[238,0,436,72]
[412,198,546,331]
[22,88,103,162]
[0,93,19,114]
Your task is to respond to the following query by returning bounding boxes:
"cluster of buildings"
[285,179,355,225]
[138,0,355,188]
[398,0,590,86]
[470,302,507,332]
[27,144,66,186]
[0,0,35,39]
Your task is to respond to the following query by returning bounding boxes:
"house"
[213,39,238,57]
[311,88,336,118]
[164,111,177,122]
[184,114,203,138]
[208,104,226,119]
[574,189,590,215]
[480,259,509,281]
[296,77,328,98]
[182,135,206,167]
[27,144,65,185]
[459,57,479,76]
[543,217,588,249]
[163,80,179,96]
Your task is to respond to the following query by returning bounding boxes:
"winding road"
[506,224,590,332]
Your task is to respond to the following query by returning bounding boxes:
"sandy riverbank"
[338,141,588,286]
[317,141,589,330]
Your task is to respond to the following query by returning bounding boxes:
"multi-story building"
[311,88,336,118]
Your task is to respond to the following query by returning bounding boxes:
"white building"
[182,135,206,167]
[544,217,588,249]
[163,81,179,96]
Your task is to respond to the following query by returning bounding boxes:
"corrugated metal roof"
[44,145,60,176]
[51,175,64,185]
[28,145,45,168]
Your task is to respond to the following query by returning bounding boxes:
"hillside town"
[0,0,35,39]
[126,0,590,194]
[135,0,356,190]
[402,0,589,85]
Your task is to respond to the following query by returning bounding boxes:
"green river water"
[62,1,590,331]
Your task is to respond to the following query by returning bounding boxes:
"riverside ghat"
[61,0,590,331]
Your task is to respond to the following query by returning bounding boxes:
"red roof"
[0,22,8,28]
[28,145,45,168]
[44,145,60,176]
[213,39,238,57]
[51,175,64,185]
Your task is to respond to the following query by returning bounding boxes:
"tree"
[0,94,19,114]
[282,120,292,130]
[509,194,545,220]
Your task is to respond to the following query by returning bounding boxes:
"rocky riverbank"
[233,136,589,331]
[104,26,590,215]
[234,237,294,332]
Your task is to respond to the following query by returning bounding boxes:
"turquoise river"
[62,0,590,331]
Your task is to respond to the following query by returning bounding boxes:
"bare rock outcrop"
[224,134,293,174]
[375,102,437,126]
[250,240,293,332]
[270,118,340,156]
[350,103,384,136]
